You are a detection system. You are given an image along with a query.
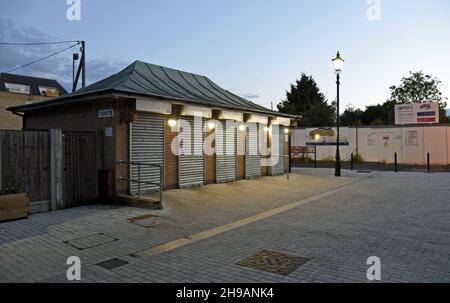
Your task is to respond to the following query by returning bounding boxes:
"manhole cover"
[96,258,128,270]
[64,233,118,250]
[127,214,156,223]
[238,250,310,276]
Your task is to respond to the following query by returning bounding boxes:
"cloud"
[0,19,128,92]
[239,93,260,100]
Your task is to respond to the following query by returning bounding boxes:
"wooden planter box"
[0,193,30,222]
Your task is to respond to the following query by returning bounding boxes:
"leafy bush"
[0,182,23,196]
[297,156,314,163]
[321,156,336,163]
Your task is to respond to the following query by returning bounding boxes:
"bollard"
[394,152,398,173]
[350,153,354,171]
[427,153,431,173]
[314,146,317,168]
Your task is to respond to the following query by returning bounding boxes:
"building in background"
[0,73,68,130]
[8,61,296,200]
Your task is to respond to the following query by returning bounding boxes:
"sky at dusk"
[1,0,449,112]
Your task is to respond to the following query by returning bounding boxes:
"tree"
[360,100,396,125]
[340,104,363,126]
[388,71,449,123]
[278,74,335,127]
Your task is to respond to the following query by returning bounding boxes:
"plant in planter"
[0,182,29,222]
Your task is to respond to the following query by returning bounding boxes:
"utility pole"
[72,40,86,92]
[72,53,79,91]
[81,41,86,88]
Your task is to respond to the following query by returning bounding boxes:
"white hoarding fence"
[292,125,450,165]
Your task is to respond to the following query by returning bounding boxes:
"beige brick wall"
[115,101,131,195]
[236,126,245,180]
[164,114,179,190]
[204,128,216,185]
[0,91,49,130]
[285,140,289,173]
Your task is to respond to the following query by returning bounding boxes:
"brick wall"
[284,139,289,173]
[204,128,216,184]
[164,114,179,190]
[236,127,246,180]
[0,91,48,130]
[115,101,130,195]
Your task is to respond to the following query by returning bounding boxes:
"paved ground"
[1,169,449,283]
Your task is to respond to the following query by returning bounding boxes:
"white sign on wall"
[405,131,419,146]
[105,127,113,137]
[98,109,114,118]
[395,103,439,125]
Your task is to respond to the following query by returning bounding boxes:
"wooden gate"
[63,131,102,207]
[0,130,50,202]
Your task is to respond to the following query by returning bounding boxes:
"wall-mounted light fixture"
[284,128,290,134]
[168,119,177,127]
[238,124,245,132]
[263,126,269,133]
[207,121,216,130]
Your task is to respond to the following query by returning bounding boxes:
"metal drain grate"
[238,250,310,276]
[64,233,118,250]
[96,258,129,270]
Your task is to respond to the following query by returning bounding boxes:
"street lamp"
[332,51,344,177]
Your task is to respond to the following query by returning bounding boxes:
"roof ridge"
[0,72,63,82]
[133,60,209,79]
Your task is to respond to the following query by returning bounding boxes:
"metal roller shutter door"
[179,116,205,188]
[245,123,261,179]
[271,125,285,176]
[216,123,237,183]
[130,112,164,194]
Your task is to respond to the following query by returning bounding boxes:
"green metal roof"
[8,60,297,118]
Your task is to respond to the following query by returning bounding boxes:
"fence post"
[286,156,290,180]
[50,129,63,210]
[394,152,398,173]
[427,153,431,173]
[314,145,317,168]
[350,153,354,171]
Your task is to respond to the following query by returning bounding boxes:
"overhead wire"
[0,40,79,46]
[1,42,80,73]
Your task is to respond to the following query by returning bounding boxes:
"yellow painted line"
[134,176,368,258]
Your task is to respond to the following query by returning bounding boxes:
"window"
[39,86,60,97]
[5,82,30,94]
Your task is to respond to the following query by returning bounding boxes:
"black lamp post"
[332,51,344,177]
